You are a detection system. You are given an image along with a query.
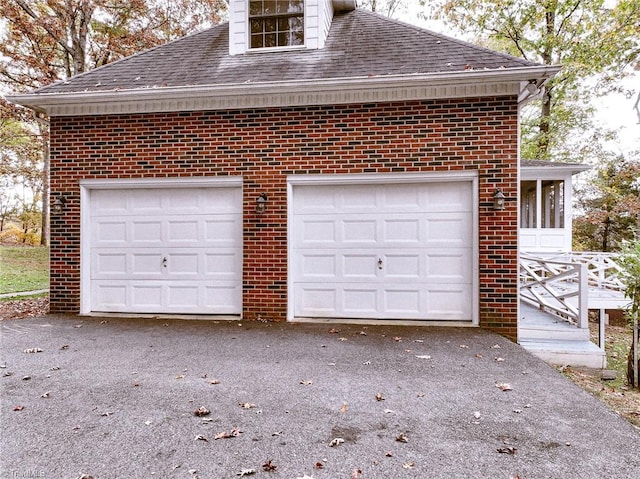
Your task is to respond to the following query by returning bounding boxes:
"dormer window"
[249,0,304,49]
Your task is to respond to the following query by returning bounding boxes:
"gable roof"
[9,9,560,116]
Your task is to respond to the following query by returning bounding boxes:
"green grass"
[0,246,49,294]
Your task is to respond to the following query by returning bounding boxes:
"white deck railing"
[519,254,589,329]
[533,252,624,291]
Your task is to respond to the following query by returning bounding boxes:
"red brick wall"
[49,97,520,340]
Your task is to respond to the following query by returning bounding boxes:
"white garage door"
[89,186,242,314]
[291,181,474,321]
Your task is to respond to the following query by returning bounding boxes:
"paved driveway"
[1,316,639,479]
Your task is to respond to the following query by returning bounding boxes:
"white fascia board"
[8,65,561,117]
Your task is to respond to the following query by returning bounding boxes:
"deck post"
[598,308,606,349]
[578,263,589,329]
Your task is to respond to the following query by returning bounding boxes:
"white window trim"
[246,0,306,51]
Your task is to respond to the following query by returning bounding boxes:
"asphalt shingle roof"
[35,9,540,95]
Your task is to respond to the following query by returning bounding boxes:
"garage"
[81,179,243,315]
[290,175,477,322]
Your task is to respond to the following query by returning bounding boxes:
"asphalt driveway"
[1,315,639,479]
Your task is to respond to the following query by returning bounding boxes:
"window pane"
[520,181,537,228]
[264,33,277,48]
[292,30,304,45]
[250,19,263,34]
[249,1,262,16]
[263,1,276,14]
[265,18,276,33]
[541,180,564,229]
[251,34,263,48]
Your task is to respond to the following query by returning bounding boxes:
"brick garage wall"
[49,97,520,340]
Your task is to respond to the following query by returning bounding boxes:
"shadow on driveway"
[1,316,639,478]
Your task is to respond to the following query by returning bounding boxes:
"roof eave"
[8,65,561,117]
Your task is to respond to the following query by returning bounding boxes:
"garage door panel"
[295,287,337,314]
[343,254,378,278]
[382,219,420,243]
[425,181,473,211]
[92,220,127,245]
[426,284,472,319]
[426,249,472,283]
[425,213,472,245]
[383,254,421,278]
[131,221,163,244]
[343,220,377,243]
[205,218,242,245]
[343,288,378,314]
[383,288,421,314]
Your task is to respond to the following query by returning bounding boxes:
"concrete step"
[519,321,591,341]
[519,339,606,369]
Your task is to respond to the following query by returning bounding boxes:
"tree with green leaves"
[619,239,640,387]
[422,0,640,161]
[573,154,640,252]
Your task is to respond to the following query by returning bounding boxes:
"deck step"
[519,339,606,369]
[519,322,591,341]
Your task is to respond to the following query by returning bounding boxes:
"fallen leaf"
[262,460,277,472]
[350,468,363,478]
[476,354,484,359]
[315,462,324,469]
[393,337,402,342]
[201,417,214,423]
[175,375,185,379]
[271,431,283,436]
[23,348,43,354]
[194,407,211,417]
[299,475,315,479]
[208,379,221,385]
[513,409,522,414]
[473,411,481,419]
[13,405,24,411]
[416,393,425,398]
[414,339,424,343]
[385,451,394,457]
[195,435,208,442]
[383,408,395,414]
[496,382,513,392]
[41,391,51,398]
[214,429,242,440]
[236,468,256,476]
[415,355,432,360]
[396,433,408,443]
[362,361,371,365]
[497,446,517,455]
[340,402,348,413]
[495,357,505,362]
[60,345,69,350]
[3,371,13,377]
[239,402,256,409]
[329,437,345,447]
[22,375,31,381]
[145,420,152,425]
[100,411,114,417]
[328,328,341,334]
[459,344,469,349]
[300,380,313,386]
[375,393,385,401]
[402,462,415,469]
[490,344,501,349]
[338,337,348,342]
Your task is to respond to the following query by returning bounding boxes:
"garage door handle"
[162,257,167,268]
[378,258,383,270]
